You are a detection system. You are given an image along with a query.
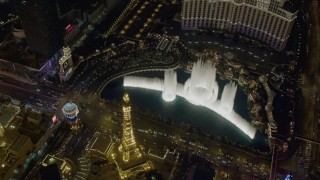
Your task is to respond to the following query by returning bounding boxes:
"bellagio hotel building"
[181,0,297,51]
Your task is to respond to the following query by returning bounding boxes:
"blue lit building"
[62,102,79,122]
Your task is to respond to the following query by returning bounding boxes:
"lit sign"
[65,67,73,78]
[285,173,293,180]
[65,24,71,30]
[65,24,75,33]
[52,115,57,124]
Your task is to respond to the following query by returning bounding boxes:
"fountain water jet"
[220,82,237,113]
[162,70,177,102]
[183,60,218,105]
[123,60,256,139]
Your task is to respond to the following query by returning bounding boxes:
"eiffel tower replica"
[119,92,143,161]
[114,92,153,179]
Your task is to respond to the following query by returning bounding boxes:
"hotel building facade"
[14,0,64,57]
[181,0,297,51]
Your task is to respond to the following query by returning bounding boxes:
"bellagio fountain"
[123,60,256,139]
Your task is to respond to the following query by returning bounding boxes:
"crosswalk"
[73,155,91,180]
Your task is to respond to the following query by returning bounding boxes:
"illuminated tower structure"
[115,92,153,179]
[119,93,141,161]
[59,45,74,83]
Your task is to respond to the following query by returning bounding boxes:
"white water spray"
[123,60,256,139]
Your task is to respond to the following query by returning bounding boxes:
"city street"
[0,80,58,112]
[0,0,313,179]
[300,0,320,178]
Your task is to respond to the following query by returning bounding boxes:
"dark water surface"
[101,69,269,151]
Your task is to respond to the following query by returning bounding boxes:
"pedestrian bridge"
[295,135,320,145]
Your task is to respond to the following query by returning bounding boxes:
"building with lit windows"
[1,135,33,180]
[0,95,63,180]
[58,45,74,83]
[181,0,297,51]
[0,104,20,137]
[14,0,64,57]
